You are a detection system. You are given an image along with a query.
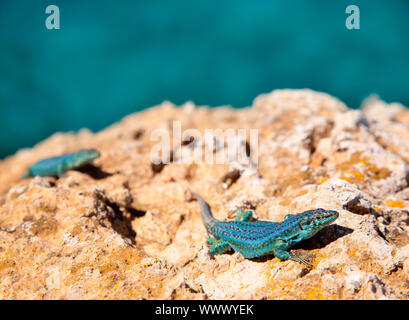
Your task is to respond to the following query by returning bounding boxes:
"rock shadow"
[292,224,353,250]
[94,192,146,245]
[77,164,114,179]
[106,203,146,245]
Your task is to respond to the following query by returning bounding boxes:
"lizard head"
[297,208,339,235]
[72,149,101,166]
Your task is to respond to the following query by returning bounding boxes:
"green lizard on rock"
[192,192,339,267]
[22,149,100,179]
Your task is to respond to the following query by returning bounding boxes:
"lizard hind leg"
[235,209,253,222]
[207,237,231,255]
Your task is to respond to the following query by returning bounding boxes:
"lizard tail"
[190,191,218,232]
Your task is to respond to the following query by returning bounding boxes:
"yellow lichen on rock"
[386,200,405,208]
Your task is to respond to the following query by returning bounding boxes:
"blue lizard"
[22,149,100,179]
[192,192,339,267]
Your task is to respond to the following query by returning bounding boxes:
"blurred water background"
[0,0,408,158]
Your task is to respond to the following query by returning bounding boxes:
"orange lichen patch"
[0,248,17,272]
[265,262,295,297]
[347,250,356,257]
[98,258,120,275]
[279,198,292,207]
[110,275,124,290]
[316,177,328,184]
[265,258,281,269]
[69,262,87,276]
[295,189,308,197]
[65,262,88,285]
[312,253,324,268]
[267,279,295,298]
[386,200,405,208]
[113,280,123,290]
[0,257,15,272]
[63,248,153,299]
[98,247,145,275]
[69,262,86,274]
[364,163,391,180]
[304,286,326,300]
[340,169,365,183]
[337,152,391,183]
[137,257,162,268]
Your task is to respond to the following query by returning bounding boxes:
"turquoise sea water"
[0,0,408,158]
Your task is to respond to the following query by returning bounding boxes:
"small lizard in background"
[22,149,100,179]
[192,192,338,267]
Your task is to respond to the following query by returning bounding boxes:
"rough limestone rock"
[0,89,408,299]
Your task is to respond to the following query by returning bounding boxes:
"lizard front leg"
[57,163,66,178]
[207,237,231,255]
[271,240,312,268]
